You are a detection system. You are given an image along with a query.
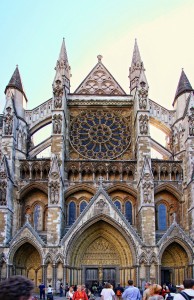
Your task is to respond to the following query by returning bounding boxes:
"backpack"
[116,290,122,296]
[166,293,174,300]
[180,292,194,300]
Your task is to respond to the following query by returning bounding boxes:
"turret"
[173,69,193,120]
[4,66,27,118]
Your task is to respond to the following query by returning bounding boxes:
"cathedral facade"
[0,39,194,289]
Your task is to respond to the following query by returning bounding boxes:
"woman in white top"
[101,283,115,300]
[47,285,53,300]
[66,286,74,300]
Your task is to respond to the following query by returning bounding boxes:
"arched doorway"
[66,220,136,288]
[13,242,42,287]
[161,242,190,285]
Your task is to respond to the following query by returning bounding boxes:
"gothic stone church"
[0,39,194,289]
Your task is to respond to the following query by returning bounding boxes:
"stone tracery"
[70,110,131,159]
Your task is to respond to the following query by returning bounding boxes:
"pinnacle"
[59,38,68,61]
[131,39,143,66]
[5,65,24,95]
[173,69,193,105]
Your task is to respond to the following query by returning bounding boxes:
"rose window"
[70,110,131,159]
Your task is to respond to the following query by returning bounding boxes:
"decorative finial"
[16,64,18,68]
[97,55,103,62]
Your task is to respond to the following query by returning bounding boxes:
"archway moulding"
[8,235,44,265]
[18,182,48,199]
[64,183,96,198]
[158,236,193,265]
[154,183,182,201]
[62,212,141,268]
[106,183,137,197]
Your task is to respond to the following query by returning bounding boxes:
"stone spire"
[129,39,145,93]
[55,38,71,82]
[173,69,193,106]
[132,39,143,67]
[5,65,27,100]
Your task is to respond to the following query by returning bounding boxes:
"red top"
[73,291,88,300]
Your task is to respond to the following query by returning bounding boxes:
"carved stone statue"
[189,108,194,136]
[138,88,148,109]
[0,182,7,206]
[53,79,63,108]
[143,182,153,203]
[139,115,149,135]
[53,114,62,134]
[4,111,13,135]
[50,181,60,204]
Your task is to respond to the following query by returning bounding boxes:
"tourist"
[115,284,124,300]
[143,282,151,300]
[148,284,163,300]
[39,282,46,300]
[73,285,88,300]
[122,280,141,300]
[65,283,70,296]
[176,285,184,293]
[59,283,64,297]
[0,275,34,300]
[174,279,194,300]
[66,286,75,300]
[47,285,53,300]
[101,282,115,300]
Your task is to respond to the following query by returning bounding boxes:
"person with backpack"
[115,284,124,300]
[173,279,194,300]
[165,286,176,300]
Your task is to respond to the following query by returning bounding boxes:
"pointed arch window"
[80,201,87,214]
[34,205,43,231]
[125,201,132,224]
[157,203,167,230]
[68,201,76,225]
[114,200,121,210]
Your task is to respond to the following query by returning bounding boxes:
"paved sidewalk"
[33,296,101,300]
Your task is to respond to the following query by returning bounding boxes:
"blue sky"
[0,0,194,111]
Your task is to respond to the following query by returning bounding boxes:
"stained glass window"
[125,201,132,224]
[80,201,87,214]
[70,110,131,159]
[157,204,167,230]
[114,200,121,210]
[68,202,76,225]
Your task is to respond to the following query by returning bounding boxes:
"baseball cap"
[176,285,184,289]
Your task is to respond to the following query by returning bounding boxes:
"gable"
[74,55,126,95]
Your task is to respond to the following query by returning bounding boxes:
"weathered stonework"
[0,39,194,290]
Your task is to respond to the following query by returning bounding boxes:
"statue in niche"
[138,87,148,110]
[143,182,153,203]
[139,115,148,135]
[50,182,60,204]
[189,108,194,136]
[53,114,62,134]
[53,79,63,108]
[54,97,62,109]
[4,110,13,135]
[139,97,147,110]
[0,185,6,206]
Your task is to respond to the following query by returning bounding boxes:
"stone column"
[53,264,56,291]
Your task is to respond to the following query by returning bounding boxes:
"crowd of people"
[0,276,194,300]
